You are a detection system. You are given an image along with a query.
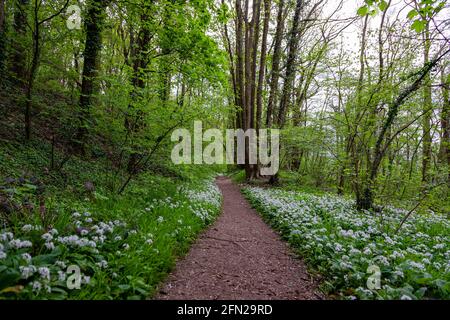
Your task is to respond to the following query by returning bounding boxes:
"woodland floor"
[156,177,324,300]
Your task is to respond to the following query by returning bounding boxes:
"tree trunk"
[421,22,432,183]
[357,185,374,211]
[235,0,245,129]
[256,0,270,132]
[0,0,6,77]
[22,0,70,140]
[277,0,303,127]
[24,2,41,140]
[126,12,151,174]
[351,15,369,208]
[266,0,284,128]
[244,0,253,132]
[11,0,29,85]
[249,0,261,130]
[221,0,238,111]
[440,65,450,185]
[75,0,108,153]
[356,50,447,210]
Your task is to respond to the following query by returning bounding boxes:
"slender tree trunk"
[353,15,369,210]
[11,0,29,85]
[24,1,41,140]
[221,0,238,111]
[256,0,270,132]
[235,0,245,129]
[126,11,152,174]
[277,0,303,127]
[440,65,450,185]
[358,51,447,210]
[22,0,69,140]
[249,0,261,130]
[247,0,262,180]
[269,0,303,185]
[266,0,284,128]
[244,0,253,132]
[421,22,432,183]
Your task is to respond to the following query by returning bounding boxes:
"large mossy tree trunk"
[75,0,109,153]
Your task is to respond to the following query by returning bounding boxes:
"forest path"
[156,177,323,300]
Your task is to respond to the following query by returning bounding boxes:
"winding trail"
[156,177,323,300]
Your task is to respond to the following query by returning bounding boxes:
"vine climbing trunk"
[11,0,29,85]
[75,0,109,153]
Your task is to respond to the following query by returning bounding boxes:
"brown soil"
[156,177,324,300]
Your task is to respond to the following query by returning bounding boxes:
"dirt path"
[156,177,323,300]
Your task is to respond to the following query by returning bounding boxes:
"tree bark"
[440,65,450,185]
[266,0,284,128]
[277,0,303,128]
[235,0,245,129]
[75,0,109,153]
[24,0,69,140]
[11,0,29,85]
[353,15,369,209]
[256,0,270,132]
[421,22,432,183]
[126,11,152,173]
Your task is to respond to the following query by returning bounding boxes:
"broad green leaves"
[357,5,369,16]
[378,0,389,12]
[411,19,427,33]
[405,1,446,33]
[357,0,389,17]
[357,0,447,33]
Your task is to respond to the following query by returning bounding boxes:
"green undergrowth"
[243,186,449,300]
[0,140,223,299]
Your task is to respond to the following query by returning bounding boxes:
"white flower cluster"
[185,181,222,222]
[185,181,222,209]
[244,187,450,300]
[143,179,222,223]
[0,208,136,298]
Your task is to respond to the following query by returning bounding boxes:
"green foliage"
[358,0,446,33]
[0,143,222,299]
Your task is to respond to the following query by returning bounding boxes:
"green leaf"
[357,6,369,16]
[411,19,426,33]
[0,269,21,291]
[32,247,62,264]
[23,183,37,190]
[407,9,418,20]
[378,0,388,11]
[414,287,427,299]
